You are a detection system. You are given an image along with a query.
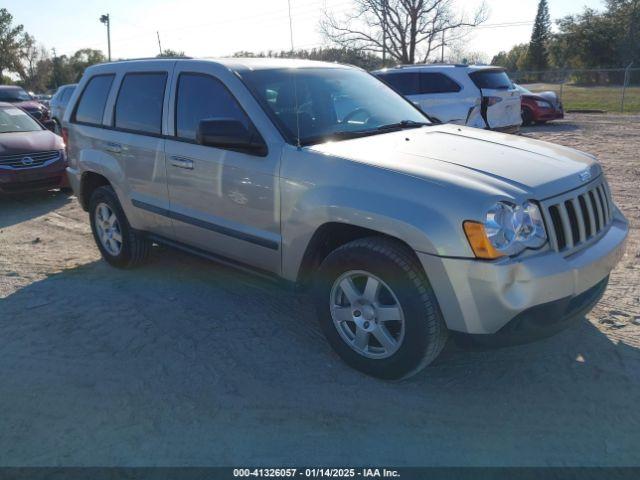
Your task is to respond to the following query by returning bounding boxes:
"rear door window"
[61,87,74,105]
[377,72,420,96]
[74,75,114,125]
[470,70,513,90]
[114,72,167,135]
[175,73,250,141]
[419,73,461,94]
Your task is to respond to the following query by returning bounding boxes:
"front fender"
[280,182,475,282]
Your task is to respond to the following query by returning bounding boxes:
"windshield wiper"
[376,120,430,131]
[300,121,430,146]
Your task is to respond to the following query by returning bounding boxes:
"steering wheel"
[342,107,373,125]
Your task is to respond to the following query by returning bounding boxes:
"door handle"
[105,142,122,154]
[170,155,194,170]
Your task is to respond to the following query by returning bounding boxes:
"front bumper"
[418,209,628,335]
[0,160,67,194]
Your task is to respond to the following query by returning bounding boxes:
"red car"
[516,84,564,126]
[0,85,51,123]
[0,102,67,194]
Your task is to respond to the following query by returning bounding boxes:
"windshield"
[470,70,514,90]
[0,88,32,103]
[240,67,429,145]
[0,106,42,133]
[514,84,532,95]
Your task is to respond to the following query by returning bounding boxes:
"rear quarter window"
[114,72,167,135]
[73,75,115,125]
[470,70,513,90]
[419,73,461,94]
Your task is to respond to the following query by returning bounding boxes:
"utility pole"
[441,30,445,63]
[157,31,163,56]
[100,14,111,61]
[51,48,58,88]
[382,0,387,66]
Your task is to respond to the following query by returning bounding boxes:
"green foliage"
[0,8,26,82]
[157,49,187,58]
[527,0,551,70]
[493,0,639,73]
[491,44,529,71]
[232,47,386,70]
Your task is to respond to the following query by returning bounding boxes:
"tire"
[521,108,534,126]
[89,185,151,268]
[312,236,448,380]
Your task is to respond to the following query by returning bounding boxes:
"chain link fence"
[508,65,640,114]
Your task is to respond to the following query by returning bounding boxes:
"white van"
[373,65,522,132]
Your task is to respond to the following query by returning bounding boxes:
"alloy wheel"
[329,270,405,359]
[95,202,123,256]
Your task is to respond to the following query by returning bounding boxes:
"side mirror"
[196,119,267,156]
[43,120,57,132]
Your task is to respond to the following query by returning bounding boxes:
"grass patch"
[521,83,640,113]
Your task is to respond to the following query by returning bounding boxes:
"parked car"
[49,84,77,134]
[0,102,67,194]
[0,85,51,122]
[516,84,564,125]
[373,64,522,132]
[33,93,52,108]
[65,58,627,379]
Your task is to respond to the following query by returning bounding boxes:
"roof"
[86,57,353,73]
[372,64,504,74]
[0,85,24,90]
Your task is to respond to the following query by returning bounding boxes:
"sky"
[8,0,605,61]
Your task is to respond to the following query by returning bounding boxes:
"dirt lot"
[0,113,639,467]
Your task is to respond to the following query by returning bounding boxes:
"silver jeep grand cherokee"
[64,58,628,379]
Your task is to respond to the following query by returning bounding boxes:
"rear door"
[416,72,475,125]
[104,62,174,237]
[377,71,475,125]
[469,68,522,129]
[163,61,282,274]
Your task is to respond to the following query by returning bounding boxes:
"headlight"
[535,100,551,108]
[464,201,547,259]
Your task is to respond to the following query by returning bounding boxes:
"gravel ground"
[0,114,638,467]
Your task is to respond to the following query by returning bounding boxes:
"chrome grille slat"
[557,203,574,250]
[590,190,604,231]
[596,186,609,225]
[541,177,614,255]
[570,197,586,243]
[0,150,60,170]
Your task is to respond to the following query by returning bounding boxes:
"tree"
[0,8,26,82]
[321,0,487,65]
[527,0,551,70]
[157,49,187,58]
[20,33,52,91]
[491,43,529,71]
[232,47,386,71]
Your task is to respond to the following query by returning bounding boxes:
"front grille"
[542,177,613,254]
[0,150,61,170]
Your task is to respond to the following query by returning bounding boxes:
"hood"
[14,100,45,110]
[310,124,599,200]
[0,130,63,156]
[525,91,560,107]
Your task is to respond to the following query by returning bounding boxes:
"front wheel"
[313,237,448,379]
[521,108,534,126]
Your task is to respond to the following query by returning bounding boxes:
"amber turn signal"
[463,221,504,260]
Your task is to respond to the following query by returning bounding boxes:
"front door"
[164,63,281,274]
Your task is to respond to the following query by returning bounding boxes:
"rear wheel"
[89,186,151,268]
[313,237,448,380]
[521,107,534,126]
